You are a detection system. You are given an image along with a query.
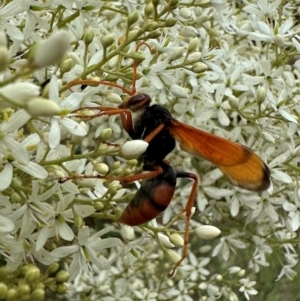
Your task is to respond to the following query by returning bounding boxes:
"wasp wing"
[169,119,270,191]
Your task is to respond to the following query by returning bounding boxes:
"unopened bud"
[106,93,122,104]
[25,266,40,283]
[119,140,148,159]
[101,34,115,48]
[120,225,135,241]
[165,18,177,27]
[188,37,199,53]
[256,86,265,104]
[31,31,70,68]
[48,263,60,274]
[170,47,185,61]
[179,7,191,19]
[169,233,184,247]
[56,284,68,294]
[99,128,113,140]
[17,284,30,296]
[56,270,70,283]
[170,85,189,98]
[228,266,242,274]
[95,163,109,175]
[83,29,95,45]
[165,249,181,264]
[26,98,61,117]
[275,34,285,48]
[0,283,7,299]
[144,3,154,16]
[145,22,159,32]
[195,225,221,240]
[192,62,208,73]
[30,288,45,301]
[60,58,73,74]
[238,269,246,277]
[127,11,139,26]
[158,233,175,248]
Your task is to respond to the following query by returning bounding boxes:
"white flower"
[8,181,58,239]
[47,76,87,148]
[239,278,258,300]
[51,226,123,280]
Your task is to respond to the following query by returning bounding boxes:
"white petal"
[14,161,48,179]
[0,163,12,191]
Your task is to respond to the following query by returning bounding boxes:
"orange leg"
[59,165,163,185]
[168,171,199,277]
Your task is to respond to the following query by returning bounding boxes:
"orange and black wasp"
[65,43,270,276]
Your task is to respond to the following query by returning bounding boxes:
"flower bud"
[170,85,189,98]
[187,52,202,62]
[237,269,245,277]
[199,282,207,290]
[256,86,265,104]
[127,11,139,26]
[31,31,70,68]
[145,22,159,32]
[165,18,177,27]
[106,93,122,104]
[99,128,113,140]
[17,284,30,296]
[144,3,153,16]
[188,37,199,53]
[120,225,135,241]
[30,288,45,301]
[101,34,115,48]
[119,140,148,159]
[26,98,61,117]
[192,62,208,73]
[195,225,221,240]
[83,29,95,45]
[60,58,73,74]
[199,245,211,253]
[74,215,83,228]
[146,31,161,39]
[94,202,104,211]
[158,233,175,248]
[228,266,241,274]
[6,288,17,301]
[274,34,285,48]
[25,266,40,283]
[165,249,181,264]
[169,233,184,247]
[0,47,9,72]
[95,163,109,175]
[170,47,185,61]
[48,263,60,274]
[56,270,70,283]
[0,282,8,299]
[179,7,191,19]
[56,284,68,294]
[196,15,209,26]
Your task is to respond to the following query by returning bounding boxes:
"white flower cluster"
[0,0,300,300]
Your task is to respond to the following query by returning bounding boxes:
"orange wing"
[169,119,270,191]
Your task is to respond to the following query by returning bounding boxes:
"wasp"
[65,44,270,276]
